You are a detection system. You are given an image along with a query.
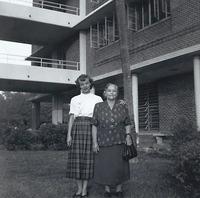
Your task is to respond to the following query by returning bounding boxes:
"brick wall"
[158,73,196,132]
[87,0,200,78]
[128,18,172,49]
[86,0,109,14]
[65,0,79,7]
[86,29,95,75]
[129,27,200,65]
[51,34,79,61]
[170,0,183,9]
[64,34,80,61]
[171,0,200,32]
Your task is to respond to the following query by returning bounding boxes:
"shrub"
[2,126,38,150]
[1,123,68,151]
[171,117,200,197]
[176,140,200,197]
[38,123,68,150]
[171,117,198,152]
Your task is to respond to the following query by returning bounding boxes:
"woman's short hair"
[75,74,94,89]
[103,83,119,98]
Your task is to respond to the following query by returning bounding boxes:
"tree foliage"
[0,92,32,128]
[0,92,52,129]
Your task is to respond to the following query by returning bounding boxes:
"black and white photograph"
[0,0,200,197]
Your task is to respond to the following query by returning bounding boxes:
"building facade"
[0,0,200,145]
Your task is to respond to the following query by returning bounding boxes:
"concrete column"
[132,74,139,143]
[52,95,64,124]
[193,56,200,131]
[31,102,40,129]
[79,0,86,17]
[79,0,87,74]
[79,31,87,74]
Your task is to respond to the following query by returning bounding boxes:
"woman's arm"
[92,125,99,153]
[67,114,75,147]
[125,125,132,145]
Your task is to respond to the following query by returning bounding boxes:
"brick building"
[0,0,200,145]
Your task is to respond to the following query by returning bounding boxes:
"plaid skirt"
[66,117,94,180]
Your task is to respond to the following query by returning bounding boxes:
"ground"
[0,150,183,198]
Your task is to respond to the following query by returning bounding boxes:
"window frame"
[127,0,171,31]
[90,13,119,49]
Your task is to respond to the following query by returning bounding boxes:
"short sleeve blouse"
[92,100,131,147]
[69,93,103,117]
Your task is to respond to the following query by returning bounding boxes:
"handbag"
[122,134,137,161]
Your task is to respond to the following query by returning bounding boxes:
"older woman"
[92,83,133,198]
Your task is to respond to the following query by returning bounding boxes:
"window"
[90,14,119,48]
[128,0,170,31]
[139,83,159,131]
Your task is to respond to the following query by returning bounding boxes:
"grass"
[0,150,183,198]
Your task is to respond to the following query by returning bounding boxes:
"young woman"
[66,74,103,197]
[92,83,133,198]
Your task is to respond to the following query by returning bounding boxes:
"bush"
[176,140,200,197]
[171,117,199,152]
[171,118,200,197]
[38,123,68,150]
[2,126,38,150]
[0,123,68,151]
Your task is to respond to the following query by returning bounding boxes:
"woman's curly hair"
[75,74,94,89]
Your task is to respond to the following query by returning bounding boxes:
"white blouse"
[69,93,103,117]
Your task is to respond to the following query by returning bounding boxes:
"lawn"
[0,150,182,198]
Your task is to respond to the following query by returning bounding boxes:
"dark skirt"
[66,117,94,180]
[94,144,130,186]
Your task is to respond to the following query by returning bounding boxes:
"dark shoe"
[104,191,112,198]
[72,193,82,198]
[114,191,124,198]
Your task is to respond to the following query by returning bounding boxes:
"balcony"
[0,53,81,92]
[1,0,80,15]
[0,0,81,44]
[32,0,115,57]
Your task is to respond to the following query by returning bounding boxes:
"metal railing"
[0,0,79,15]
[0,53,80,71]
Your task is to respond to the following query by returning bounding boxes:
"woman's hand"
[67,135,72,147]
[93,142,99,153]
[126,134,132,146]
[119,99,127,105]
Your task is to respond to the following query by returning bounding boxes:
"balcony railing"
[0,0,79,15]
[0,53,80,70]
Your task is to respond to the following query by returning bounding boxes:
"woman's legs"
[82,180,88,195]
[105,185,111,192]
[103,186,111,198]
[76,180,83,195]
[116,184,122,192]
[75,180,89,196]
[115,184,124,198]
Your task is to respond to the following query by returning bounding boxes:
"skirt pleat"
[66,117,94,180]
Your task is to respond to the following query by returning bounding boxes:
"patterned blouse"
[92,100,131,147]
